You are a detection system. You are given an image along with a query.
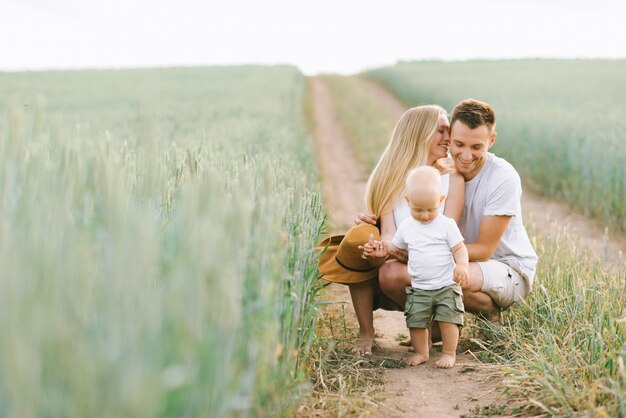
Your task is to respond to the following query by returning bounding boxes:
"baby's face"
[406,189,442,224]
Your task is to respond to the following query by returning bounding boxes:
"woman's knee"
[379,261,409,291]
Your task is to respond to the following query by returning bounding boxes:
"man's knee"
[461,263,484,292]
[463,289,498,315]
[473,260,527,309]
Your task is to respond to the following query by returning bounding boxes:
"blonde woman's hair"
[365,105,446,216]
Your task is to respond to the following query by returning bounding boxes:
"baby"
[363,166,469,368]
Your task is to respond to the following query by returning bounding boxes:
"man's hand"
[453,265,469,287]
[355,213,377,226]
[388,249,408,264]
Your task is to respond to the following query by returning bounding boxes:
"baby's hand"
[453,265,469,287]
[359,234,387,259]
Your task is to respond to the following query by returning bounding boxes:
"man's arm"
[443,171,465,224]
[466,215,511,261]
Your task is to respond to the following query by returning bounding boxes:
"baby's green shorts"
[404,284,464,328]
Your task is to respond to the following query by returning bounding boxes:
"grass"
[0,66,325,417]
[366,59,626,231]
[298,293,407,417]
[320,73,625,416]
[479,222,626,416]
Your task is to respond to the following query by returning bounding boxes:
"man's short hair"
[450,99,496,132]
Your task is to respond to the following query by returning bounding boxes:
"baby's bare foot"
[352,337,373,356]
[435,354,456,368]
[406,353,429,366]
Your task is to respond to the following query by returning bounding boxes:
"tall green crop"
[0,66,324,417]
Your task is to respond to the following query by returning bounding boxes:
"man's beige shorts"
[478,260,528,309]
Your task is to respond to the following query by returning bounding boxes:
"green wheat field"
[1,61,624,417]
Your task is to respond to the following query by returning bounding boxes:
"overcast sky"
[2,0,625,75]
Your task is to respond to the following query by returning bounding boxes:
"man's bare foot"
[406,353,429,366]
[479,307,502,324]
[399,339,411,347]
[403,328,441,351]
[352,337,374,356]
[435,354,456,368]
[406,339,435,352]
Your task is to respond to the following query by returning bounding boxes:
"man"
[448,98,538,321]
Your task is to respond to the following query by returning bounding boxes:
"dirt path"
[309,77,370,231]
[362,76,625,267]
[310,76,502,417]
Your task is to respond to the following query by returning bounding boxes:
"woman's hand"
[361,236,387,259]
[354,213,377,226]
[359,234,388,266]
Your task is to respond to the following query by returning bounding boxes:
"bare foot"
[399,339,411,347]
[435,354,456,368]
[480,307,502,324]
[352,337,373,356]
[406,353,429,366]
[400,339,416,352]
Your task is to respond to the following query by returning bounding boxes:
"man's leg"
[461,263,501,322]
[348,280,376,355]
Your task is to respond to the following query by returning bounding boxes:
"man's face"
[449,121,496,181]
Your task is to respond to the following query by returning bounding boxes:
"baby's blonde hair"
[406,166,442,197]
[365,105,446,216]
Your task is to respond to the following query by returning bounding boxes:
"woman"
[351,105,464,355]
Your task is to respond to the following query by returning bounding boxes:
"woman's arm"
[360,211,401,266]
[378,211,397,241]
[379,210,408,264]
[443,170,465,224]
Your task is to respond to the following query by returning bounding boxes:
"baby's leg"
[407,327,429,366]
[435,321,459,368]
[401,327,433,352]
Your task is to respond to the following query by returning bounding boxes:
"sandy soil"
[310,76,503,417]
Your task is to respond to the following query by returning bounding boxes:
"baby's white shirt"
[391,214,464,290]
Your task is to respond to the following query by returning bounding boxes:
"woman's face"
[428,114,451,161]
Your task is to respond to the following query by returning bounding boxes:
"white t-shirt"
[460,153,538,284]
[393,172,449,229]
[392,214,464,290]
